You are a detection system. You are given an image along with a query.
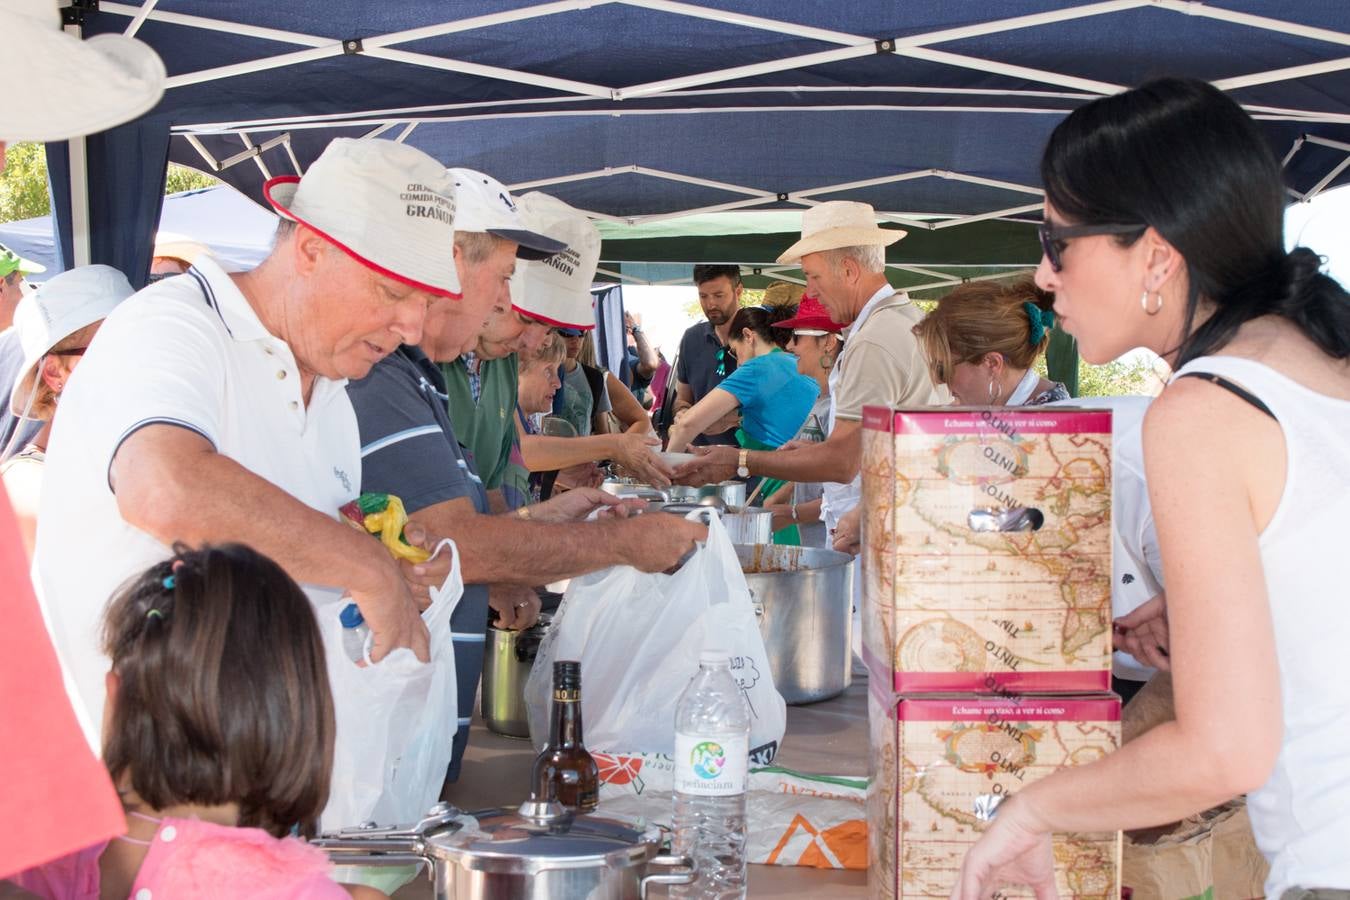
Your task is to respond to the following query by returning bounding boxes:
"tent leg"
[67,136,92,267]
[62,15,93,268]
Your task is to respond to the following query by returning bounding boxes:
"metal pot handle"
[639,853,696,898]
[747,587,764,620]
[311,802,467,857]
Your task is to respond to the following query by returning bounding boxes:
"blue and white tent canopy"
[48,1,1350,288]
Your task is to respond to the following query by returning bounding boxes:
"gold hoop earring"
[1141,290,1164,316]
[987,379,1000,405]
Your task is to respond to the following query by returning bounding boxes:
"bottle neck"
[550,688,584,747]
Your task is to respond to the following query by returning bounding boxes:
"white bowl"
[657,451,698,466]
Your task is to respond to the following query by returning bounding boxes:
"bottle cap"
[699,649,731,666]
[339,603,365,629]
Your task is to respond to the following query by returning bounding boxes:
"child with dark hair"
[12,543,386,900]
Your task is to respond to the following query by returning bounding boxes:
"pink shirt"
[13,816,350,900]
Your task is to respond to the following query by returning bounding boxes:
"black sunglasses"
[1037,221,1146,272]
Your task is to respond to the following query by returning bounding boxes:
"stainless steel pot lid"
[423,801,661,873]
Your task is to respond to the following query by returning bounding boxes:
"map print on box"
[862,407,1113,694]
[868,692,1121,899]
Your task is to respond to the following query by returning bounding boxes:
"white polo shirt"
[34,257,359,744]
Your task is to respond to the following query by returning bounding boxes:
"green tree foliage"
[1036,349,1165,398]
[164,164,219,194]
[0,142,219,223]
[0,142,53,222]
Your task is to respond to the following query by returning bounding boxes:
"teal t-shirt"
[716,350,819,448]
[441,354,519,490]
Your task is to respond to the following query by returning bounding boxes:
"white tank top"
[1173,355,1350,896]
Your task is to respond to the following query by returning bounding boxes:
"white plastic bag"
[526,511,786,764]
[320,539,464,831]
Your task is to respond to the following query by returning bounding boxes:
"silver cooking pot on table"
[481,616,550,739]
[737,543,854,705]
[314,801,694,900]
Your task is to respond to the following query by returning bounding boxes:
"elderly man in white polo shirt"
[34,138,460,746]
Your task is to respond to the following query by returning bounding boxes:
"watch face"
[737,466,750,478]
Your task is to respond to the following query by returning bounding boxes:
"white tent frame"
[58,1,1350,268]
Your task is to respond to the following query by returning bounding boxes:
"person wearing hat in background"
[673,200,946,531]
[508,192,672,491]
[0,243,48,460]
[1,266,134,558]
[673,202,946,662]
[0,0,167,884]
[435,169,567,509]
[148,231,214,281]
[761,291,845,544]
[34,139,456,792]
[347,185,704,786]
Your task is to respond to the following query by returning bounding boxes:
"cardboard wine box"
[861,406,1114,694]
[868,691,1122,899]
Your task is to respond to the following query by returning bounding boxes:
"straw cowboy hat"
[775,201,905,265]
[1,0,166,142]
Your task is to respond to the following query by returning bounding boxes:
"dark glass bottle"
[531,660,599,813]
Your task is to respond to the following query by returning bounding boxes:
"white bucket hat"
[449,168,567,261]
[264,139,461,298]
[1,0,166,142]
[508,192,600,331]
[10,264,133,417]
[775,201,906,265]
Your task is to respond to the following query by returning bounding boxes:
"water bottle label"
[674,731,748,796]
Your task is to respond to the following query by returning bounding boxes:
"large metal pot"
[314,801,694,900]
[722,508,773,544]
[481,616,550,739]
[738,544,853,705]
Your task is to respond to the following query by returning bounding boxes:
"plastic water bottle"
[339,602,369,667]
[671,649,751,899]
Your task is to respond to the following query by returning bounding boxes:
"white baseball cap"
[2,0,166,142]
[264,139,461,298]
[508,192,600,331]
[449,168,567,261]
[10,265,134,417]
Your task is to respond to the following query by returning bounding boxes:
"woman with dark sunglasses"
[953,78,1350,900]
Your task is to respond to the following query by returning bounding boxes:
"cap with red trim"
[448,167,567,262]
[770,295,844,334]
[508,192,599,331]
[264,139,460,298]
